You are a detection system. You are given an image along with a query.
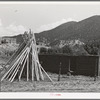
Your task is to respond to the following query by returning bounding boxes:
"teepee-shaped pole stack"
[1,29,53,83]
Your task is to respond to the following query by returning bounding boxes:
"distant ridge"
[2,15,100,46]
[36,15,100,46]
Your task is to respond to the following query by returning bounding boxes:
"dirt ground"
[1,73,100,92]
[0,56,100,92]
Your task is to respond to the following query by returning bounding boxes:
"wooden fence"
[39,54,100,77]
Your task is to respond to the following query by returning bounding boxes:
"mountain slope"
[35,21,78,44]
[35,15,100,46]
[2,15,100,46]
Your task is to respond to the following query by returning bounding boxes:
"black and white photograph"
[0,1,100,96]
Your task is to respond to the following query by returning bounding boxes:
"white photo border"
[0,1,100,99]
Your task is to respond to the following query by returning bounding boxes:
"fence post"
[94,57,98,81]
[66,58,71,76]
[58,62,62,81]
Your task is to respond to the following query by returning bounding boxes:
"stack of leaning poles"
[1,29,53,83]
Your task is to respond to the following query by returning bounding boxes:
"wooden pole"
[30,51,44,81]
[1,61,18,81]
[58,62,62,81]
[9,50,28,82]
[5,61,19,80]
[8,38,33,69]
[1,48,28,81]
[67,58,71,76]
[3,44,29,78]
[32,60,34,81]
[9,62,20,81]
[38,64,44,80]
[1,42,25,70]
[10,50,28,82]
[32,43,34,81]
[98,56,100,76]
[94,57,98,81]
[39,64,53,83]
[32,34,42,81]
[26,41,32,82]
[24,32,40,81]
[19,48,30,81]
[10,64,20,82]
[18,50,28,81]
[27,54,29,81]
[18,55,27,81]
[34,54,39,81]
[32,42,39,81]
[18,31,53,83]
[8,42,25,65]
[18,42,32,81]
[30,40,53,82]
[35,62,39,81]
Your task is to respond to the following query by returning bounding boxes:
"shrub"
[39,47,47,54]
[84,42,99,55]
[47,48,55,54]
[61,45,72,55]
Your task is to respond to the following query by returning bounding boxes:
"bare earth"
[1,73,100,92]
[0,56,100,92]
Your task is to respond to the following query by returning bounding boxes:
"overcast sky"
[0,2,100,36]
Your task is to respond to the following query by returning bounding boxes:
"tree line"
[39,40,100,56]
